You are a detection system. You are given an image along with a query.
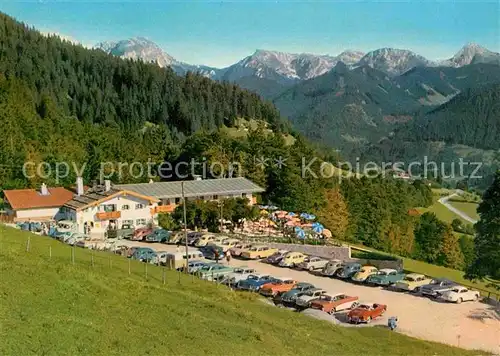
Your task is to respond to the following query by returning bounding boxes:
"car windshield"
[247,275,259,280]
[404,276,416,281]
[234,268,244,273]
[358,305,371,310]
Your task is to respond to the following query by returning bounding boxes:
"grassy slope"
[0,226,483,356]
[417,195,468,225]
[448,201,480,221]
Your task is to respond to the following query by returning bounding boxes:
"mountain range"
[95,38,500,82]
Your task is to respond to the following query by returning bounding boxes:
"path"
[438,190,478,224]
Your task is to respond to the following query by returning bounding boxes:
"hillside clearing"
[0,226,486,356]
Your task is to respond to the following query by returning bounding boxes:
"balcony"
[95,211,121,220]
[151,205,176,214]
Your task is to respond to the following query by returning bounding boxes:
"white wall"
[71,194,158,233]
[15,207,61,221]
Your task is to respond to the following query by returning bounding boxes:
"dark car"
[335,262,362,279]
[263,250,288,265]
[178,232,202,246]
[200,244,224,260]
[420,278,458,298]
[275,282,316,306]
[145,229,171,243]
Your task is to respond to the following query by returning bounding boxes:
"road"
[121,240,500,353]
[438,190,478,224]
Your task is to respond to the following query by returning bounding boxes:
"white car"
[223,267,257,284]
[215,238,241,252]
[439,286,480,304]
[297,256,329,271]
[295,288,327,308]
[150,251,169,265]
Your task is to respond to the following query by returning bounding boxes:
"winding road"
[438,190,478,224]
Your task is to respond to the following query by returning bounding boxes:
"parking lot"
[117,240,499,353]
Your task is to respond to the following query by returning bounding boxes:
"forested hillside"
[0,13,284,134]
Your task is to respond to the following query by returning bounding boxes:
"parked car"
[195,234,217,247]
[221,267,257,285]
[216,238,240,252]
[207,235,230,247]
[438,286,480,304]
[310,294,359,314]
[393,273,432,293]
[197,263,234,281]
[347,303,387,324]
[366,269,405,286]
[178,232,202,246]
[335,262,362,279]
[262,250,289,265]
[185,260,207,274]
[297,256,329,271]
[145,229,171,243]
[150,251,169,265]
[201,244,225,260]
[321,260,344,277]
[351,266,378,283]
[131,247,156,262]
[165,250,205,269]
[130,227,153,241]
[278,251,307,268]
[229,243,253,257]
[420,278,458,298]
[295,288,327,309]
[65,232,89,245]
[259,278,298,297]
[106,224,134,239]
[276,282,316,306]
[241,245,278,260]
[236,274,276,292]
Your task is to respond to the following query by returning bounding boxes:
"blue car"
[131,247,156,262]
[236,274,277,292]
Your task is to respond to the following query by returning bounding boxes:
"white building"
[62,179,160,234]
[3,184,74,222]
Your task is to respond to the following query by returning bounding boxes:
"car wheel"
[366,316,372,324]
[474,294,479,301]
[412,287,420,294]
[308,266,315,272]
[290,263,295,268]
[350,302,359,309]
[456,298,463,304]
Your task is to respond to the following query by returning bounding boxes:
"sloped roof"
[4,187,74,210]
[63,187,159,211]
[115,177,264,199]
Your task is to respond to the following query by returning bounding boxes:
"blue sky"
[2,1,499,67]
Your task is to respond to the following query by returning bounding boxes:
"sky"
[2,0,499,67]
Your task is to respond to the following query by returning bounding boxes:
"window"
[175,198,181,204]
[242,193,247,198]
[102,204,116,212]
[213,195,218,200]
[136,218,146,226]
[122,204,130,210]
[121,220,133,228]
[135,203,145,209]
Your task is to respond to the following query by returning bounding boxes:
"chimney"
[40,183,49,196]
[76,177,84,196]
[104,180,111,192]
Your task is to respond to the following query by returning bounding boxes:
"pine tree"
[467,171,500,279]
[317,188,349,240]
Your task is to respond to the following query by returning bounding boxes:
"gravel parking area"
[120,241,500,353]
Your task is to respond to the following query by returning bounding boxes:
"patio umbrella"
[312,224,324,233]
[275,211,288,218]
[312,222,324,229]
[322,229,332,238]
[287,212,296,217]
[305,214,316,220]
[294,227,306,239]
[268,205,278,211]
[260,210,269,215]
[300,212,309,219]
[285,220,296,226]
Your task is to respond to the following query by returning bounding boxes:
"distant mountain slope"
[356,48,435,76]
[95,37,220,78]
[272,62,424,149]
[398,84,500,150]
[440,43,500,67]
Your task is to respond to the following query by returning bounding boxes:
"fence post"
[91,251,94,267]
[71,245,75,264]
[162,268,166,285]
[49,246,52,259]
[178,269,181,284]
[109,255,112,269]
[128,258,131,275]
[145,262,148,281]
[26,235,30,252]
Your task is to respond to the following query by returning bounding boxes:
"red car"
[347,303,386,324]
[310,294,359,314]
[130,227,153,241]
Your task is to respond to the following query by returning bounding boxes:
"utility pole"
[219,200,224,233]
[181,181,189,273]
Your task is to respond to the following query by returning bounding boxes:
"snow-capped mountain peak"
[356,48,434,76]
[442,42,500,67]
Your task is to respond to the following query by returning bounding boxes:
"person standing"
[225,250,231,265]
[214,249,220,264]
